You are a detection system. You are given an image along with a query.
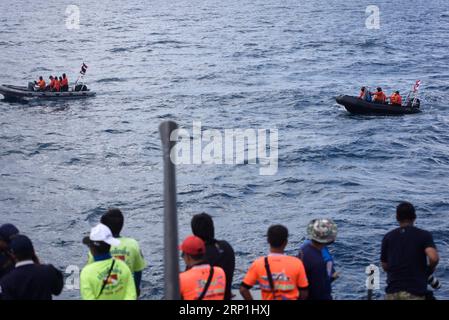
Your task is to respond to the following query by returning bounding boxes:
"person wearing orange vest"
[47,76,55,91]
[53,77,61,92]
[240,225,309,300]
[34,76,46,91]
[372,87,387,103]
[358,87,366,99]
[179,235,226,300]
[390,91,402,106]
[61,74,69,91]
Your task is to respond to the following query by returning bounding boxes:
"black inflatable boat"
[0,84,96,102]
[336,95,421,115]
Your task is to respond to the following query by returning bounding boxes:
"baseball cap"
[0,223,20,243]
[9,234,34,256]
[179,235,205,256]
[82,223,120,247]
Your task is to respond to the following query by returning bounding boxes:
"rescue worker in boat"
[372,87,387,104]
[390,91,402,106]
[52,76,61,92]
[358,87,366,99]
[46,76,55,91]
[358,87,372,102]
[34,76,46,91]
[61,74,69,91]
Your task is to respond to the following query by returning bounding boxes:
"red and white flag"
[413,80,421,92]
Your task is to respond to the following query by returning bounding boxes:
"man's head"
[179,235,206,267]
[377,87,382,92]
[395,90,400,94]
[39,76,43,80]
[62,73,66,78]
[82,223,120,256]
[396,201,416,223]
[361,87,366,91]
[9,234,35,262]
[191,213,215,243]
[100,208,124,237]
[49,76,53,80]
[0,223,19,250]
[267,225,288,250]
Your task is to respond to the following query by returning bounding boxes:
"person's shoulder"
[283,255,303,265]
[119,237,140,248]
[216,239,234,251]
[384,227,401,238]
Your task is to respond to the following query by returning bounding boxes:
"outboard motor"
[407,98,420,108]
[28,82,35,91]
[74,84,88,92]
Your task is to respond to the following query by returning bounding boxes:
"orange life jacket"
[38,80,46,89]
[50,79,55,88]
[374,91,386,103]
[390,93,402,105]
[53,79,61,91]
[61,78,68,87]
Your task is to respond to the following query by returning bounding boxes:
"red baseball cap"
[179,235,205,255]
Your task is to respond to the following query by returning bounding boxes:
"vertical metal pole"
[159,120,180,300]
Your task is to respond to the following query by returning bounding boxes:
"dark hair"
[14,250,35,261]
[361,87,365,91]
[377,87,382,92]
[39,76,43,80]
[49,76,53,79]
[188,253,205,261]
[63,73,66,78]
[90,241,111,255]
[267,225,288,248]
[59,77,62,81]
[396,202,416,222]
[191,213,215,242]
[101,208,124,237]
[395,90,400,94]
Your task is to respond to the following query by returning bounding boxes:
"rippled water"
[1,0,449,299]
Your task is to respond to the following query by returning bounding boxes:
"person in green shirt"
[81,223,136,300]
[86,208,147,296]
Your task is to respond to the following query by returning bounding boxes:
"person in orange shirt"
[53,76,61,92]
[61,74,69,91]
[34,76,46,91]
[390,91,402,106]
[179,235,226,300]
[372,87,387,103]
[46,76,55,91]
[358,87,366,99]
[240,225,309,300]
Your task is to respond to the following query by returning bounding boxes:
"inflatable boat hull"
[336,95,420,115]
[0,84,96,101]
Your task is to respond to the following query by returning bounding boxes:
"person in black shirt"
[0,235,64,300]
[0,224,20,280]
[381,202,439,300]
[191,213,235,300]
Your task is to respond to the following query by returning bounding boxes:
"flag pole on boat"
[74,62,88,88]
[159,120,180,300]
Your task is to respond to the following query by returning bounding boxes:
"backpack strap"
[264,256,276,299]
[197,266,214,301]
[97,259,116,299]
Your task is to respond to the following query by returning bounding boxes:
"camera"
[428,275,441,290]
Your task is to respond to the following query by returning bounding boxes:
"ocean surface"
[1,0,449,299]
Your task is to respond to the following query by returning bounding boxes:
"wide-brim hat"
[307,219,338,244]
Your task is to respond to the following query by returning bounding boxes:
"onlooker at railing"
[298,219,338,300]
[240,225,309,300]
[191,212,235,300]
[0,235,63,300]
[381,201,439,300]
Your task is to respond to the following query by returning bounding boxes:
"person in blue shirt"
[298,219,338,300]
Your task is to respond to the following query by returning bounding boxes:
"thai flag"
[413,80,421,92]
